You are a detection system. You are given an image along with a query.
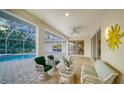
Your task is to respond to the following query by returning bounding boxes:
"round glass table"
[59,66,75,84]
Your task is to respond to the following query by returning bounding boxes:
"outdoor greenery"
[0,11,36,54]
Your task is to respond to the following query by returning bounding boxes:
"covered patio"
[0,56,92,84]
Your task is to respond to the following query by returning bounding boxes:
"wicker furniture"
[81,60,119,84]
[59,66,75,84]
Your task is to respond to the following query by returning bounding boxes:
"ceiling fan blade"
[70,26,83,35]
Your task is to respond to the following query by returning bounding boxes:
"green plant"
[63,56,73,68]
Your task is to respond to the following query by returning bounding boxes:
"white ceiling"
[27,9,106,38]
[44,31,65,42]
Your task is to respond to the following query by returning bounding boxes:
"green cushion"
[44,65,52,72]
[47,55,54,60]
[34,56,46,66]
[55,61,60,65]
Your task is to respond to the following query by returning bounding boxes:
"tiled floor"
[0,56,93,84]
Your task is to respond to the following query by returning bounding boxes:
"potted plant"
[63,56,73,70]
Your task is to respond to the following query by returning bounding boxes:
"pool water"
[0,54,35,62]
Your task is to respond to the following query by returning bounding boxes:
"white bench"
[81,60,119,84]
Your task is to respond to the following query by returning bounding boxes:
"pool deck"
[0,58,60,84]
[0,57,92,84]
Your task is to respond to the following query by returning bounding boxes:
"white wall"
[84,37,91,57]
[44,43,53,53]
[100,10,124,83]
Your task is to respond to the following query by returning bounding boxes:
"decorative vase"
[66,66,71,70]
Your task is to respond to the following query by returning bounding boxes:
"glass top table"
[59,66,75,78]
[59,66,75,83]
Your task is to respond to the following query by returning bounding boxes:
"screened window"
[44,31,66,56]
[0,11,36,54]
[91,29,101,60]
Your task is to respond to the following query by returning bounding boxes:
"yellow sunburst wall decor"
[105,24,124,51]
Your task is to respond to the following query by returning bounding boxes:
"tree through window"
[0,11,36,54]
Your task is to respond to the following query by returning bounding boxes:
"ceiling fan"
[70,27,83,35]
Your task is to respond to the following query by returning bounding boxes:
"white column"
[36,26,44,57]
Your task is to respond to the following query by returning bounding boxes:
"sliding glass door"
[91,29,101,60]
[69,40,84,55]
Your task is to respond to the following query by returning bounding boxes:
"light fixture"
[65,12,69,16]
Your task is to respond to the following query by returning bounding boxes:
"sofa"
[80,60,119,84]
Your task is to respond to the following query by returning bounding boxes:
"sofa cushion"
[55,61,60,65]
[95,60,118,82]
[81,64,98,77]
[82,64,96,73]
[82,70,98,77]
[47,55,54,60]
[44,64,52,72]
[34,56,46,66]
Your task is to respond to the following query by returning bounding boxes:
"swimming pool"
[0,54,36,62]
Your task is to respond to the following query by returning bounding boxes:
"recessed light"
[65,12,69,16]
